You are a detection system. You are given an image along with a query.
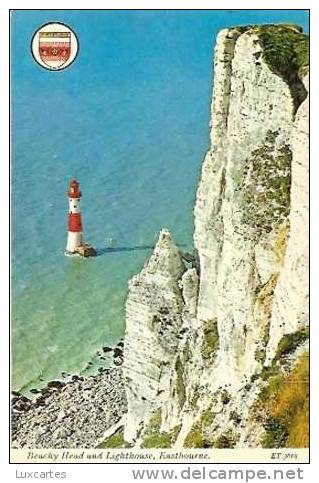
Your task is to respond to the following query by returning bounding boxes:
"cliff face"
[123,229,187,442]
[123,25,309,448]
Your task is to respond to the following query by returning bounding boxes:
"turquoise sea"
[11,10,309,392]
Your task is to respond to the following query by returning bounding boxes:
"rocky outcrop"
[123,25,309,448]
[123,229,186,442]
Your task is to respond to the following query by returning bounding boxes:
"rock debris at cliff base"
[12,367,126,449]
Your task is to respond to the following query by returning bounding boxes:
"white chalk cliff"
[123,24,309,448]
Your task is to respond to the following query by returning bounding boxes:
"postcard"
[10,9,309,464]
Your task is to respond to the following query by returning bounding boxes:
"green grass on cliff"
[184,415,239,449]
[140,409,181,449]
[259,326,309,382]
[229,23,308,112]
[175,357,186,408]
[273,326,309,363]
[256,25,309,80]
[255,24,309,112]
[183,406,231,449]
[252,326,309,448]
[260,352,309,448]
[240,132,292,238]
[201,318,219,363]
[228,23,309,81]
[97,428,130,448]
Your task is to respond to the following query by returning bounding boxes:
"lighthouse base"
[64,243,97,258]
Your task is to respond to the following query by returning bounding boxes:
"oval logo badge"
[31,22,79,71]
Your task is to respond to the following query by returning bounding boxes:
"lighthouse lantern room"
[65,179,96,257]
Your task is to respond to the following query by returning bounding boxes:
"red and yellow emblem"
[31,22,78,71]
[39,31,71,68]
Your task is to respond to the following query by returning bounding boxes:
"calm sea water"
[11,10,309,392]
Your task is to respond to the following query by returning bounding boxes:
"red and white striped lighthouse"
[66,179,83,253]
[65,179,96,257]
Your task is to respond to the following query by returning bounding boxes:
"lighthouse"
[65,179,96,257]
